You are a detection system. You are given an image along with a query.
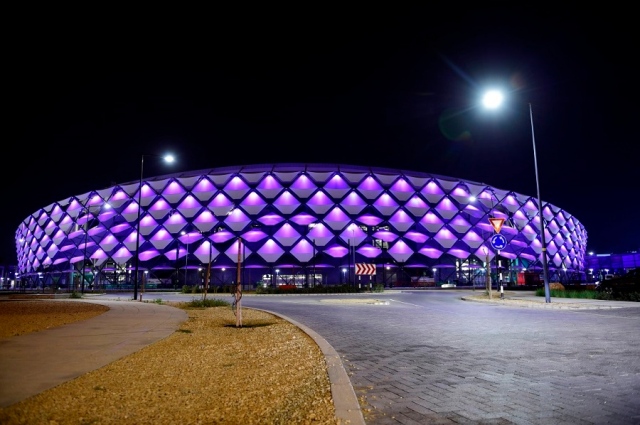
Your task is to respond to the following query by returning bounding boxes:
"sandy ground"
[0,299,340,424]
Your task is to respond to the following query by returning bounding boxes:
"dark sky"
[3,5,639,266]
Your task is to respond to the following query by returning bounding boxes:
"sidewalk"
[0,297,365,425]
[0,299,187,407]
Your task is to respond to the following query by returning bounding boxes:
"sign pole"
[486,251,492,299]
[488,217,508,300]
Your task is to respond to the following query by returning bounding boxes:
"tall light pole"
[80,205,91,294]
[181,230,190,286]
[203,236,213,300]
[133,153,175,301]
[528,103,551,303]
[482,91,551,303]
[350,224,357,287]
[312,238,316,287]
[79,201,106,294]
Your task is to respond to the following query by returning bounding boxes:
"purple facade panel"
[15,164,587,285]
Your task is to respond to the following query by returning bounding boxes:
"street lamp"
[312,238,316,287]
[133,153,175,301]
[181,230,190,286]
[79,205,93,294]
[349,224,357,286]
[482,91,551,303]
[79,201,107,294]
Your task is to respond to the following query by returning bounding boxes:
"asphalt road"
[104,290,640,424]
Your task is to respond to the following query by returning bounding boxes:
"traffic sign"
[356,263,376,275]
[489,217,505,233]
[490,234,507,250]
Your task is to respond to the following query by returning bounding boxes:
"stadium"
[14,163,587,291]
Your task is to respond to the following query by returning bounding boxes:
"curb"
[251,308,365,425]
[461,296,622,309]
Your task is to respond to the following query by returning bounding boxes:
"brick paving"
[243,291,640,425]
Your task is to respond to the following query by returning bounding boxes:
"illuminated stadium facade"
[15,164,588,290]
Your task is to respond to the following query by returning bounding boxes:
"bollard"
[500,284,504,299]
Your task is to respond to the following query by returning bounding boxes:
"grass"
[183,297,231,308]
[535,288,640,301]
[535,288,599,299]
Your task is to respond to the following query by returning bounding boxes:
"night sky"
[3,6,639,266]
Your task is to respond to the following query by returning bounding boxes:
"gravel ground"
[0,300,340,425]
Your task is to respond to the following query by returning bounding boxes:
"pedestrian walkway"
[0,299,187,407]
[0,296,365,425]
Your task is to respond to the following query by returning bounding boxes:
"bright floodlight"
[482,90,504,109]
[163,154,175,163]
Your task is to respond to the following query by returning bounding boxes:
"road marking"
[387,299,422,307]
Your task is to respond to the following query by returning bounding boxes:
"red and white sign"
[489,217,505,233]
[356,263,376,275]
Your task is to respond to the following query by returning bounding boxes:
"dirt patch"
[0,300,340,424]
[0,300,109,338]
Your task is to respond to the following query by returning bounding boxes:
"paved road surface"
[240,290,640,425]
[95,290,640,424]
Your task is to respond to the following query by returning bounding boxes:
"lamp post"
[528,103,551,303]
[79,202,104,294]
[482,91,550,303]
[203,236,213,300]
[350,224,357,287]
[80,206,91,294]
[185,234,189,285]
[174,243,179,290]
[180,230,191,286]
[312,238,316,287]
[133,153,175,301]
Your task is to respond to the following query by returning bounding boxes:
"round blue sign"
[490,234,507,250]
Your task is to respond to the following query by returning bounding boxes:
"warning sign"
[356,263,376,275]
[489,217,505,233]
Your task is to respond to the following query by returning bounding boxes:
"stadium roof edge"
[119,163,494,189]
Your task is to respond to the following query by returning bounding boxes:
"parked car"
[595,268,640,295]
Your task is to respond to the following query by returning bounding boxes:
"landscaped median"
[461,288,637,309]
[0,298,340,424]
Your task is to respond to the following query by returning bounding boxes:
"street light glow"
[482,90,504,109]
